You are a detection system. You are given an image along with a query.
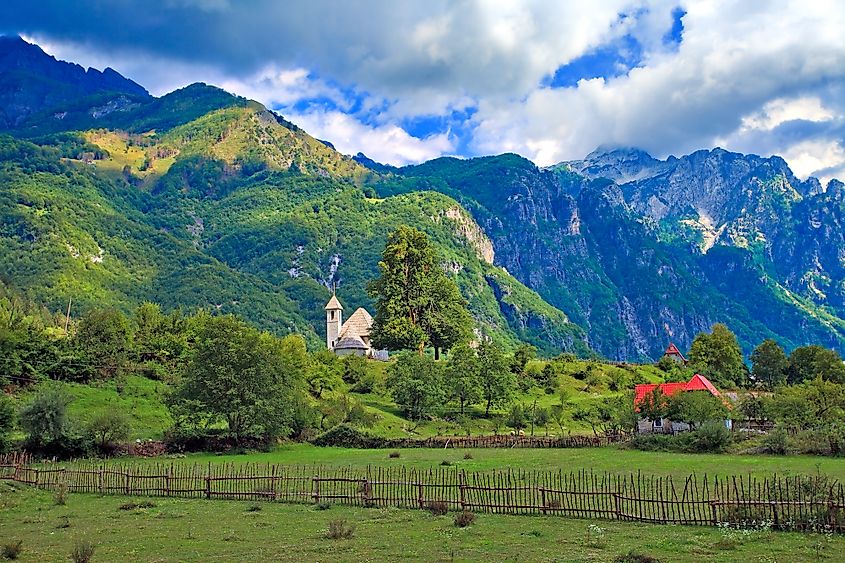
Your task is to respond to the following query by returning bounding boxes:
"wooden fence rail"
[1,455,842,534]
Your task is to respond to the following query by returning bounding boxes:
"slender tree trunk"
[434,346,440,361]
[485,397,492,416]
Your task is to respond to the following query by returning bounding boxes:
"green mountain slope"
[0,96,586,355]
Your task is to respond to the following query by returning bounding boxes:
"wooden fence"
[1,456,842,533]
[377,434,626,449]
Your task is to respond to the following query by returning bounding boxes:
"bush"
[427,500,449,516]
[86,408,131,451]
[761,427,789,455]
[1,541,23,560]
[311,424,379,448]
[325,519,355,539]
[164,428,272,453]
[453,510,475,527]
[630,433,677,452]
[388,450,400,459]
[119,502,138,511]
[53,482,68,506]
[689,422,732,453]
[614,551,660,563]
[440,460,453,467]
[70,540,95,563]
[315,501,331,511]
[19,385,72,445]
[463,452,473,460]
[246,504,262,512]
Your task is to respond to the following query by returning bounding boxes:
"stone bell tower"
[324,289,343,350]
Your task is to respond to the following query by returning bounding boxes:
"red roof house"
[663,342,688,363]
[634,374,721,410]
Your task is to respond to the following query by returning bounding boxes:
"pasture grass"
[0,481,840,562]
[82,443,845,481]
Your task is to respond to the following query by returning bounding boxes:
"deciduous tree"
[750,339,788,387]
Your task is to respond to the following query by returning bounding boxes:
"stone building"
[325,292,387,360]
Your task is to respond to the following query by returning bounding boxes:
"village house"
[325,292,388,360]
[633,373,731,434]
[663,342,688,364]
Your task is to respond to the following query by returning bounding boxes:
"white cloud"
[469,0,845,180]
[740,97,834,132]
[12,1,845,176]
[286,110,455,166]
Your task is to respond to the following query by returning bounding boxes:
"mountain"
[0,36,149,129]
[0,53,587,355]
[2,41,843,361]
[372,150,845,360]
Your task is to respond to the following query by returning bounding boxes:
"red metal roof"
[664,342,688,362]
[633,373,720,407]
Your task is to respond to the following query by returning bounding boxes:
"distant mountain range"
[1,36,843,360]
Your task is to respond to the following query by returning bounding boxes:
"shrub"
[19,384,73,445]
[325,519,355,540]
[388,450,400,459]
[689,422,732,453]
[453,510,475,528]
[311,424,378,448]
[137,501,156,509]
[792,429,833,456]
[53,483,68,506]
[427,500,449,516]
[613,551,660,563]
[70,540,94,563]
[315,501,331,511]
[1,541,23,560]
[86,408,131,451]
[246,504,262,512]
[761,427,789,454]
[440,460,453,467]
[585,523,607,548]
[463,452,473,460]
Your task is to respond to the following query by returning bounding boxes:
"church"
[325,292,388,360]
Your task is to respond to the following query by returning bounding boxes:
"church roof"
[324,294,343,310]
[334,335,368,350]
[339,307,373,340]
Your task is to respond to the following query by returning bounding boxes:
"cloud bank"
[5,0,845,178]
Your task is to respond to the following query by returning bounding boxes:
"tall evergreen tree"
[368,226,472,356]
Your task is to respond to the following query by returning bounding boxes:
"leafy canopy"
[368,226,472,355]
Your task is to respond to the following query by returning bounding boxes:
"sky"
[4,0,845,183]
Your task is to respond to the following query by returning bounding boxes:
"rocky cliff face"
[393,148,845,360]
[0,36,149,128]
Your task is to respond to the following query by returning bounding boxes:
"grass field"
[80,443,845,482]
[1,481,842,562]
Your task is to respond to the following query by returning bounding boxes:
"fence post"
[710,501,719,526]
[33,469,39,488]
[770,501,780,530]
[271,465,278,501]
[613,493,621,520]
[98,469,104,495]
[418,482,424,509]
[540,487,547,515]
[459,471,466,511]
[204,475,211,500]
[361,478,371,507]
[313,476,320,504]
[124,471,130,496]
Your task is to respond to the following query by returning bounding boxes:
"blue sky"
[4,1,845,181]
